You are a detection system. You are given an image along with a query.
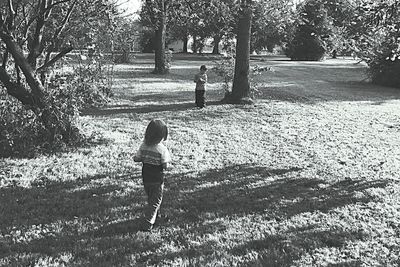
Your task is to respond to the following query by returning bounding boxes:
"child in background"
[194,65,208,108]
[134,119,171,231]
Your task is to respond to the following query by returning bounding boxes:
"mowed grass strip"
[1,55,400,266]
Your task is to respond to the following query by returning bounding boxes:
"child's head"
[144,119,168,146]
[200,65,207,72]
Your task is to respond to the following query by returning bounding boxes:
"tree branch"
[45,0,71,12]
[146,0,158,26]
[44,0,54,18]
[7,0,16,31]
[43,0,76,68]
[0,30,46,103]
[0,66,34,106]
[37,46,73,73]
[21,7,38,41]
[27,1,46,67]
[2,49,9,68]
[52,0,76,41]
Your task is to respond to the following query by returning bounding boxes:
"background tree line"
[1,0,399,157]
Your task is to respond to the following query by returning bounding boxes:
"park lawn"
[1,54,400,266]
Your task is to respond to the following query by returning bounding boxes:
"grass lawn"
[1,53,400,266]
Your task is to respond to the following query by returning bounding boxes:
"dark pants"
[195,90,205,108]
[143,182,164,225]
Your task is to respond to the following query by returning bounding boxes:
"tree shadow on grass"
[0,164,391,266]
[232,229,365,267]
[164,164,387,221]
[81,100,223,116]
[0,172,161,265]
[0,174,140,229]
[158,164,390,265]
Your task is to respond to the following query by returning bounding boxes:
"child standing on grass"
[134,119,171,231]
[194,64,208,108]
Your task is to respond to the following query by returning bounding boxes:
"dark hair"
[144,119,168,145]
[200,65,207,71]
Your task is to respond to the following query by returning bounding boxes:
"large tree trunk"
[226,4,253,104]
[0,30,74,143]
[153,0,168,74]
[182,35,188,53]
[192,35,198,54]
[212,35,221,54]
[0,0,80,149]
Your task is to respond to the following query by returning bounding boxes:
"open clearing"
[1,54,400,266]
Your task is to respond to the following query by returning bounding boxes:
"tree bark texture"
[153,0,168,74]
[192,35,198,54]
[182,35,188,53]
[212,35,221,54]
[228,6,253,104]
[0,26,73,143]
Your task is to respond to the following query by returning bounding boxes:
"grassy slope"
[1,54,400,266]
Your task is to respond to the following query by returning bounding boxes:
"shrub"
[213,52,271,100]
[286,25,327,61]
[55,56,113,109]
[285,0,330,61]
[368,44,400,88]
[0,94,45,158]
[356,8,400,88]
[344,1,400,88]
[0,56,112,158]
[212,56,235,98]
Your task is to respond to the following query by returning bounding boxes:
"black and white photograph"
[1,0,399,266]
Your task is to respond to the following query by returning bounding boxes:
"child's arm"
[134,144,143,162]
[198,74,207,83]
[161,147,171,170]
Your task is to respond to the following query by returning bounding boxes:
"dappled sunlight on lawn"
[3,162,395,266]
[1,55,400,266]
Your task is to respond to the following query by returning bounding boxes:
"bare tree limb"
[0,14,4,28]
[2,49,8,68]
[38,46,73,73]
[43,0,76,68]
[0,66,34,106]
[27,1,47,68]
[6,0,16,32]
[52,0,76,41]
[0,30,46,103]
[15,62,21,84]
[21,6,38,41]
[44,0,54,18]
[146,0,158,26]
[45,0,72,12]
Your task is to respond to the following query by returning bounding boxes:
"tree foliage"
[200,0,236,54]
[141,0,237,54]
[0,1,78,143]
[112,17,140,63]
[285,0,331,61]
[251,0,294,53]
[344,0,400,87]
[0,0,116,157]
